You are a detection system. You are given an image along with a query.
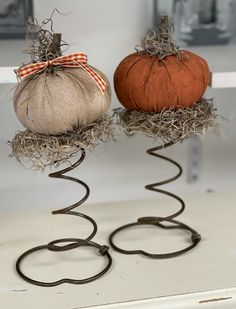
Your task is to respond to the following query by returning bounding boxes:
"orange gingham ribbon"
[14,53,106,94]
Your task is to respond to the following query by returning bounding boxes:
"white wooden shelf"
[210,72,236,88]
[1,66,236,89]
[1,191,236,308]
[0,67,17,84]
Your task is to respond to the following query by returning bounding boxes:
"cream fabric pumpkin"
[14,66,111,135]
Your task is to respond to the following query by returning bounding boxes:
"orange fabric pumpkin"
[114,50,210,112]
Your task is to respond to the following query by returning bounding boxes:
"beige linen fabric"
[14,66,111,135]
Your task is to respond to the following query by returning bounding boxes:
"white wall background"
[0,0,235,212]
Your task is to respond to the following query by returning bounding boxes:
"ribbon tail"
[77,62,106,94]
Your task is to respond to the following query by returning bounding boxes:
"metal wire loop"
[16,240,112,287]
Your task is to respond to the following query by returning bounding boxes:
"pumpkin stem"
[139,15,182,60]
[160,15,169,25]
[50,33,62,58]
[47,33,62,74]
[24,14,66,64]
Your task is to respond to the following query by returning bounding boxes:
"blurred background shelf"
[210,72,236,88]
[2,66,236,89]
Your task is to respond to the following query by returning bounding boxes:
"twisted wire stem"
[16,149,112,287]
[109,142,201,259]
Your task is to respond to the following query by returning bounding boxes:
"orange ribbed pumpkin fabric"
[114,50,210,112]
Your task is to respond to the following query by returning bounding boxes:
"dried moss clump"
[114,98,217,143]
[10,115,113,170]
[136,15,182,60]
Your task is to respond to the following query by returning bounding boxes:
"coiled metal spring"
[16,149,112,287]
[109,142,201,258]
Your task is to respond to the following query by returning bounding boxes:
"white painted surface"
[1,192,236,308]
[210,72,236,88]
[0,67,17,84]
[96,289,236,308]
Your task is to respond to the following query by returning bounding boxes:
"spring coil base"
[109,142,201,258]
[16,149,112,287]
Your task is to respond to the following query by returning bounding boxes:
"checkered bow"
[14,53,106,94]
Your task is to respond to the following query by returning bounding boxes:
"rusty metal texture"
[109,142,201,258]
[16,149,112,287]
